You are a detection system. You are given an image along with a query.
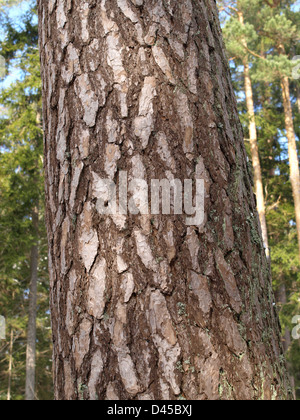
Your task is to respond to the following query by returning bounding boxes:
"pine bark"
[38,0,291,400]
[25,208,39,400]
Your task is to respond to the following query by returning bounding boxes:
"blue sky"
[0,1,32,38]
[292,0,300,12]
[0,0,33,89]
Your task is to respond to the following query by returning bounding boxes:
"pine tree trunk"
[38,0,291,400]
[275,284,296,399]
[277,42,300,260]
[297,86,300,115]
[280,75,300,261]
[237,10,269,258]
[242,61,269,257]
[7,329,13,401]
[25,207,39,401]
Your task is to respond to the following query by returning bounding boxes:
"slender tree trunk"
[277,43,300,260]
[238,11,269,258]
[237,8,269,257]
[297,86,300,115]
[243,63,270,257]
[276,285,292,354]
[25,207,39,400]
[275,284,296,399]
[38,0,291,400]
[280,76,300,260]
[7,329,13,401]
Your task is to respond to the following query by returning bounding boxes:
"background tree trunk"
[38,0,291,400]
[25,207,39,401]
[238,10,270,259]
[280,75,300,261]
[243,61,270,257]
[275,284,296,400]
[277,41,300,261]
[297,86,300,115]
[7,329,13,401]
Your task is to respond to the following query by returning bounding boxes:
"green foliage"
[0,2,52,400]
[0,0,21,10]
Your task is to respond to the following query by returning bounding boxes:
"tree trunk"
[25,207,39,401]
[237,10,270,259]
[297,85,300,115]
[38,0,291,400]
[280,76,300,260]
[276,41,300,260]
[275,284,296,399]
[7,329,13,401]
